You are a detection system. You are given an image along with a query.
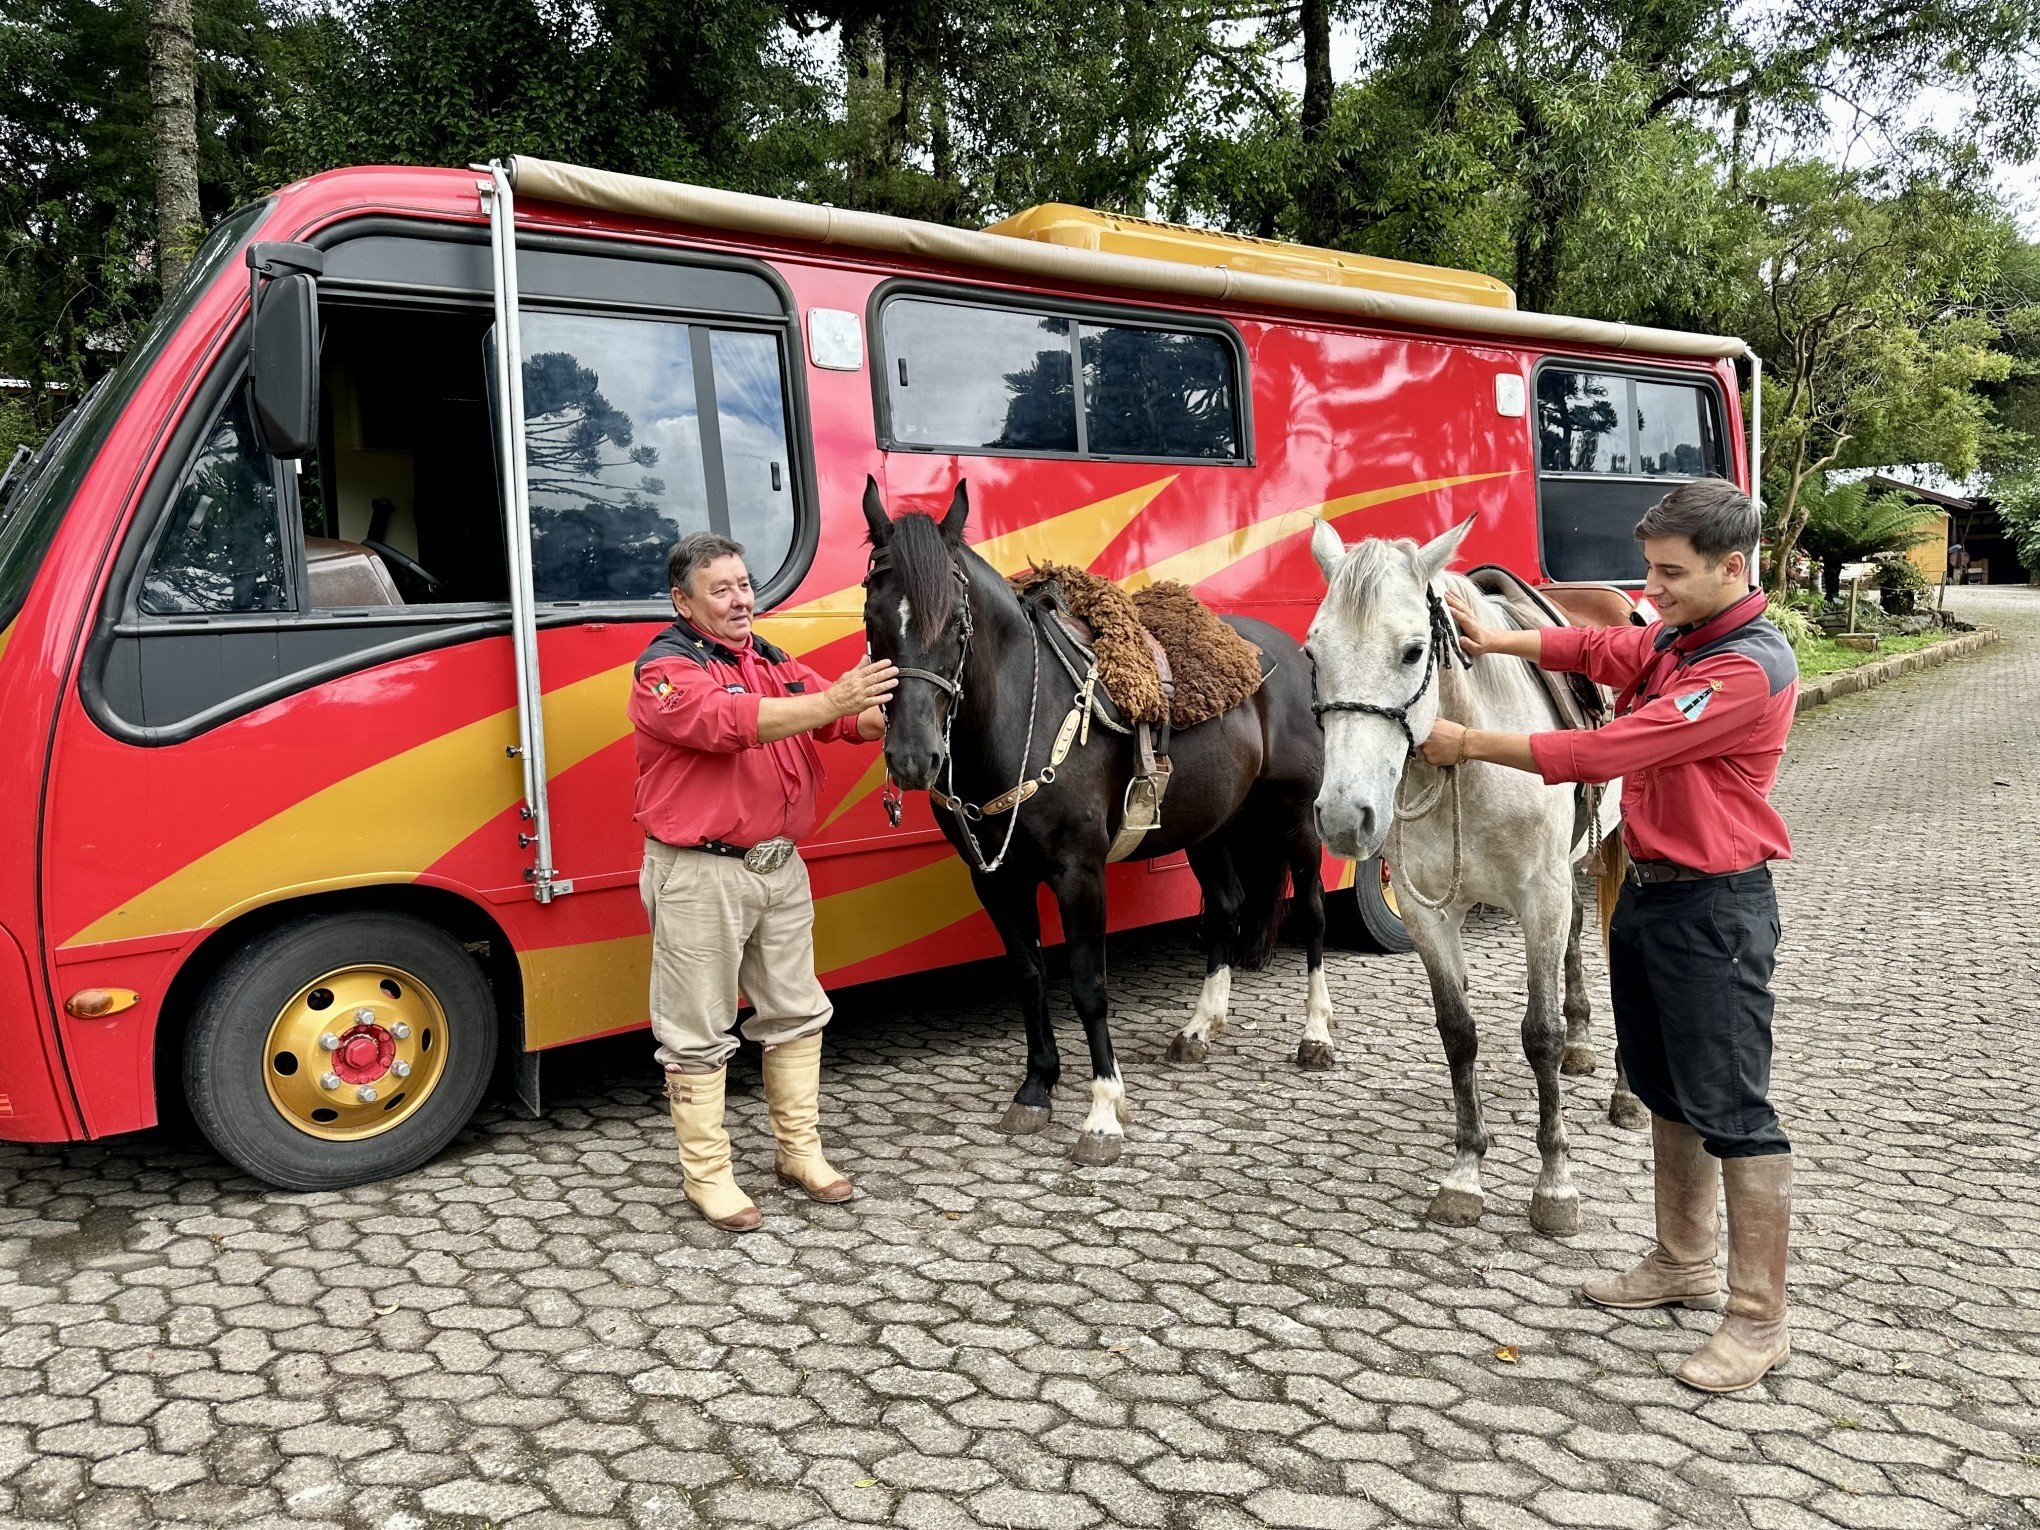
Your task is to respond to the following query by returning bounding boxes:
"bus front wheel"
[183,912,498,1189]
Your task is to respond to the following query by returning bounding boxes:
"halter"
[1310,585,1470,757]
[1310,582,1474,913]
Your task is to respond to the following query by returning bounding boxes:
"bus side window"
[505,312,800,603]
[140,388,290,616]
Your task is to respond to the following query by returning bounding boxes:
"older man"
[630,531,896,1232]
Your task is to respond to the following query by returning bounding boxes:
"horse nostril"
[1356,805,1376,843]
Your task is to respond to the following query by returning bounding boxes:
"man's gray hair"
[1634,478,1760,566]
[667,531,747,593]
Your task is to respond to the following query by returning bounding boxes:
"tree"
[1743,154,2017,599]
[148,0,201,290]
[1794,476,1937,599]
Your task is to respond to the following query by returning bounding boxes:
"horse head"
[861,476,972,791]
[1305,515,1474,860]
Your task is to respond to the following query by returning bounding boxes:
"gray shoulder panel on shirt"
[1690,618,1798,695]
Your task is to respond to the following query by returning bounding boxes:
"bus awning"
[506,156,1750,362]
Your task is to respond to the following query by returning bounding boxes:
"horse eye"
[1401,644,1424,666]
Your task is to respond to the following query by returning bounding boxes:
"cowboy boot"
[665,1068,762,1231]
[1582,1115,1723,1310]
[761,1034,853,1203]
[1677,1152,1791,1393]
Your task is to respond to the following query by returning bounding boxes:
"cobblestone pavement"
[4,588,2038,1530]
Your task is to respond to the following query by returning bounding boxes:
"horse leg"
[1410,904,1487,1226]
[977,874,1059,1136]
[1170,842,1238,1065]
[1608,1046,1649,1131]
[1560,875,1597,1076]
[1520,882,1581,1236]
[1054,866,1126,1167]
[1288,826,1335,1071]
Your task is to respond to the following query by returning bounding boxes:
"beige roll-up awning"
[506,157,1749,362]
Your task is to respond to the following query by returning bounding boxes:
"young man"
[629,531,896,1232]
[1420,479,1798,1394]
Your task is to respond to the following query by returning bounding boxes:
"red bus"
[0,158,1754,1186]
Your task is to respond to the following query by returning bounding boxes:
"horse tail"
[1225,821,1292,972]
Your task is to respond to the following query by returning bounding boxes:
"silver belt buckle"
[743,837,795,874]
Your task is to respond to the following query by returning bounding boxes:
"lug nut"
[320,1072,340,1090]
[318,1033,339,1051]
[358,1086,378,1104]
[355,1008,375,1024]
[392,1061,412,1079]
[390,1023,412,1041]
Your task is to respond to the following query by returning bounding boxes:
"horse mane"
[884,512,961,647]
[1325,537,1555,730]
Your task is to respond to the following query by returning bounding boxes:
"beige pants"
[640,837,834,1072]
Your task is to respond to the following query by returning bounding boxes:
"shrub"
[1769,603,1815,649]
[1872,554,1932,614]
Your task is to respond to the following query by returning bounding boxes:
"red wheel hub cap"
[332,1026,395,1085]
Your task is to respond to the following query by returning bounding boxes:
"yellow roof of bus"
[984,204,1517,311]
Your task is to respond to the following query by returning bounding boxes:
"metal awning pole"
[480,161,562,902]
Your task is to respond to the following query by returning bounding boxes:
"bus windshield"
[0,199,271,634]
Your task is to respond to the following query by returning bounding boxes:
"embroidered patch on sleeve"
[1673,682,1720,720]
[651,679,674,700]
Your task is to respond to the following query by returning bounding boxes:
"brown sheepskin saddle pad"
[1012,563,1266,729]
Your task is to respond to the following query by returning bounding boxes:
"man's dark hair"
[667,531,747,593]
[1634,478,1760,566]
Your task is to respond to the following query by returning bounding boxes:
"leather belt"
[1626,857,1735,886]
[695,838,796,874]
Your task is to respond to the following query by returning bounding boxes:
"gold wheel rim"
[262,964,450,1141]
[1379,860,1401,918]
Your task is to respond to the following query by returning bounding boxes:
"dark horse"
[861,479,1334,1166]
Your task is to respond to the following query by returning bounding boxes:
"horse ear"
[1309,518,1346,583]
[862,474,891,547]
[1415,513,1478,584]
[940,480,970,543]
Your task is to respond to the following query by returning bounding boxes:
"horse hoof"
[1607,1093,1650,1132]
[1166,1034,1209,1066]
[1206,1016,1227,1040]
[1530,1189,1583,1237]
[1295,1040,1335,1071]
[1070,1131,1124,1168]
[1561,1043,1598,1076]
[1427,1188,1484,1227]
[997,1103,1054,1136]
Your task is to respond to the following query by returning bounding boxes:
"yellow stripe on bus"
[63,481,1172,949]
[1120,472,1516,593]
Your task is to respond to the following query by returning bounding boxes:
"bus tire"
[182,911,498,1190]
[1329,857,1414,955]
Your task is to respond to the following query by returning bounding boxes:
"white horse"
[1307,517,1637,1236]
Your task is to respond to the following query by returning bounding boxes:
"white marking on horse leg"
[1301,967,1334,1045]
[1178,966,1231,1043]
[896,597,913,639]
[1440,1150,1484,1201]
[1082,1073,1129,1136]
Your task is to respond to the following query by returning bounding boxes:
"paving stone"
[2,587,2037,1529]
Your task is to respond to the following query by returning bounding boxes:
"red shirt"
[1526,591,1797,874]
[628,620,864,849]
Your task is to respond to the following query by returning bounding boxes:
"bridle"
[1310,585,1469,757]
[864,548,1042,875]
[1310,582,1472,913]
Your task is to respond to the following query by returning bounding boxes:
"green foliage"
[1795,476,1939,598]
[1995,471,2040,574]
[1767,602,1814,650]
[1870,553,1932,614]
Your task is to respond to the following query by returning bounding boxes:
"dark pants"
[1609,866,1790,1159]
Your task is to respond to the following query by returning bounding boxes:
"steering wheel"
[364,538,444,600]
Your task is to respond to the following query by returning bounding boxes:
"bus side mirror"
[246,242,325,460]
